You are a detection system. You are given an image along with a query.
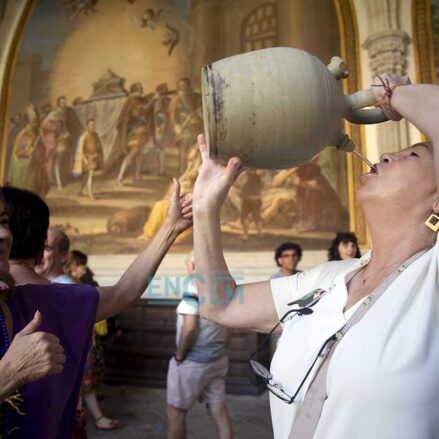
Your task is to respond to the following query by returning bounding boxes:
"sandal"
[95,415,121,430]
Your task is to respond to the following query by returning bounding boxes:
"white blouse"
[269,240,439,439]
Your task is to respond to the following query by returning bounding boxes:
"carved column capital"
[362,30,411,76]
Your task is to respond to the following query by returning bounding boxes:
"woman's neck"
[366,212,435,270]
[9,259,50,286]
[70,274,81,284]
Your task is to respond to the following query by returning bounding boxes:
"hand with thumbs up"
[1,311,66,389]
[165,178,193,236]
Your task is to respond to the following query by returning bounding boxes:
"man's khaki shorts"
[166,355,228,410]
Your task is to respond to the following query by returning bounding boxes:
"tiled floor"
[87,385,273,438]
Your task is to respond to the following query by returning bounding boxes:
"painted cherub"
[63,0,99,19]
[138,8,168,30]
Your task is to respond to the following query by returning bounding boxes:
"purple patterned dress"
[6,283,99,438]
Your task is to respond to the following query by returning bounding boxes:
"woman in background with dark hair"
[327,231,362,261]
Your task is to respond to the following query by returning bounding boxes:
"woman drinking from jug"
[192,74,439,438]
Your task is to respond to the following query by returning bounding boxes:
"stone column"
[189,0,223,84]
[362,0,411,154]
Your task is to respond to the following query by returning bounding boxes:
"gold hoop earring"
[425,213,439,232]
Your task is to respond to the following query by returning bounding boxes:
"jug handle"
[344,89,389,124]
[346,108,389,125]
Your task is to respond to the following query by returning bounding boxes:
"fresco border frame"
[0,0,36,182]
[412,0,436,85]
[334,0,369,247]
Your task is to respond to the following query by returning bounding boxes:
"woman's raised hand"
[193,134,242,213]
[371,73,411,121]
[2,311,66,387]
[166,178,193,236]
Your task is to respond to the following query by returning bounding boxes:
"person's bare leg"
[117,148,138,185]
[134,153,144,182]
[80,174,87,195]
[83,391,119,428]
[166,404,187,439]
[261,197,285,222]
[87,170,95,200]
[207,402,232,439]
[241,216,250,240]
[53,153,63,190]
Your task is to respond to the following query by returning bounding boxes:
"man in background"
[270,242,303,279]
[36,227,73,284]
[166,253,232,439]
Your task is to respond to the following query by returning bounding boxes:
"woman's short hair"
[274,242,303,267]
[2,186,50,260]
[327,232,362,261]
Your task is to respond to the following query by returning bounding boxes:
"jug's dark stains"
[206,66,228,159]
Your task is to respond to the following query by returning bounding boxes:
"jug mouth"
[201,64,224,161]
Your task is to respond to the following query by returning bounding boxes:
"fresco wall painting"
[3,0,353,254]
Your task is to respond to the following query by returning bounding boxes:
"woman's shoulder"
[303,257,363,287]
[15,282,97,293]
[11,283,99,309]
[271,257,362,292]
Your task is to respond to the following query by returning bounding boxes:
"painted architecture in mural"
[3,0,350,254]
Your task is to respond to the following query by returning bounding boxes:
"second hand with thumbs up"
[0,310,66,401]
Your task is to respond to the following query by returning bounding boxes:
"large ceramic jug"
[201,47,387,169]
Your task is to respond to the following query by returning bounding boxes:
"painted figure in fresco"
[240,169,264,239]
[162,24,180,56]
[172,78,203,174]
[137,8,179,56]
[4,112,24,182]
[260,168,300,226]
[261,162,348,232]
[7,105,40,190]
[42,96,82,191]
[151,83,173,176]
[115,83,156,186]
[38,108,65,195]
[64,0,99,19]
[220,170,270,235]
[141,143,201,244]
[138,8,168,30]
[73,118,104,200]
[40,102,53,119]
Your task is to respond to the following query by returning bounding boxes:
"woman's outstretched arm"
[193,135,279,333]
[95,179,193,321]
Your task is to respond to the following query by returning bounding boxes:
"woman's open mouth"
[365,164,378,175]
